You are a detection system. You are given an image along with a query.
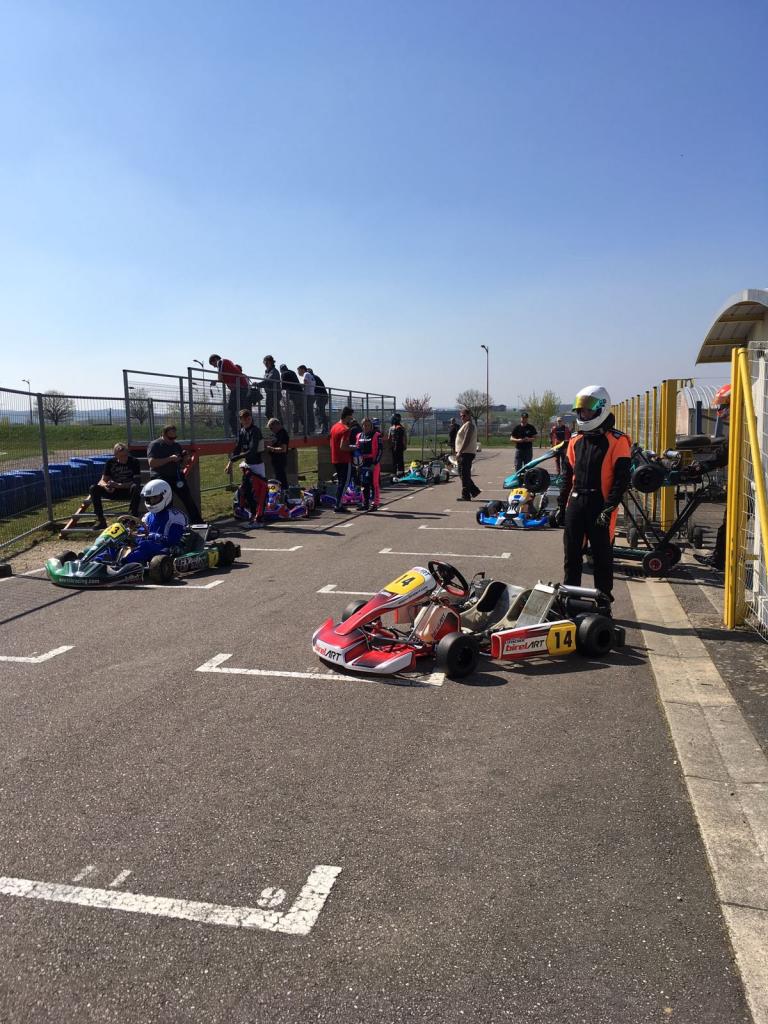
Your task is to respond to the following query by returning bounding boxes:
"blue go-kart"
[477,490,556,530]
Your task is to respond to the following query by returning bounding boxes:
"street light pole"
[21,379,32,425]
[480,345,489,443]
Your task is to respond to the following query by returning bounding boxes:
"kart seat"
[460,581,526,632]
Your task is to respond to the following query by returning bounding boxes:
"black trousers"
[515,443,533,471]
[563,494,614,597]
[89,482,141,520]
[333,462,352,509]
[393,448,405,475]
[172,481,203,525]
[458,453,480,498]
[270,454,288,489]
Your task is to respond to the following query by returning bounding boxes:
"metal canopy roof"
[696,289,768,364]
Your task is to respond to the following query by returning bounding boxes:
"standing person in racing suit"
[122,480,187,565]
[226,409,268,528]
[555,386,631,601]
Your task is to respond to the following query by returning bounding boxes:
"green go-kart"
[45,517,240,588]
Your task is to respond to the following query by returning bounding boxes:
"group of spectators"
[208,354,329,438]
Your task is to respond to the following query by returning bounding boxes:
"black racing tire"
[522,467,550,494]
[435,633,479,680]
[642,549,672,578]
[56,550,78,565]
[692,526,704,549]
[626,526,639,549]
[485,500,503,515]
[219,541,237,566]
[631,463,666,494]
[341,599,367,621]
[575,613,614,657]
[148,554,174,585]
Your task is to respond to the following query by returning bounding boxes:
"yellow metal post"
[658,380,677,531]
[724,350,745,628]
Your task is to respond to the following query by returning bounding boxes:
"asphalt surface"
[0,449,752,1023]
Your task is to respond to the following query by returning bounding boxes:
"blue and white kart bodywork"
[477,490,554,530]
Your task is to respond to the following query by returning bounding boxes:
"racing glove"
[595,505,616,529]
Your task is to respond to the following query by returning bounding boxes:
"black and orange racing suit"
[558,414,631,598]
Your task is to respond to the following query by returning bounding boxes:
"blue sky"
[1,0,765,408]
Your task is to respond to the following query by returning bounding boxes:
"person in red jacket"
[555,385,631,601]
[209,354,250,437]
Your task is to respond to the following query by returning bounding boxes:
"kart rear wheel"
[631,463,666,493]
[148,554,174,585]
[575,613,614,657]
[341,599,367,621]
[523,467,550,494]
[436,633,478,680]
[219,541,237,566]
[56,550,77,565]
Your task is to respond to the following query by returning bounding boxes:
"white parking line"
[109,870,132,888]
[196,654,444,687]
[72,865,97,882]
[137,580,224,591]
[317,584,376,596]
[379,547,510,560]
[0,646,73,664]
[240,545,303,552]
[0,864,341,936]
[336,521,355,529]
[418,525,482,532]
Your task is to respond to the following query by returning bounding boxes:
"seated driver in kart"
[119,480,188,566]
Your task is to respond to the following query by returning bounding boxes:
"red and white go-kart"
[312,560,625,681]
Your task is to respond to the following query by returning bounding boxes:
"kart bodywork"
[312,562,624,680]
[233,476,319,523]
[394,459,451,485]
[503,443,566,492]
[476,490,554,530]
[45,521,239,588]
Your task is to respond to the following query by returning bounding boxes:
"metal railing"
[123,366,396,444]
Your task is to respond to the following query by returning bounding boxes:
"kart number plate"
[105,523,127,539]
[385,570,426,596]
[546,623,576,655]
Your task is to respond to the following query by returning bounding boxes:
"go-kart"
[476,489,555,530]
[234,479,318,523]
[394,458,451,485]
[503,442,566,492]
[45,518,240,588]
[312,561,624,681]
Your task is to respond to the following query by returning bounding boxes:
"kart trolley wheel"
[575,613,614,657]
[435,633,479,680]
[341,599,368,621]
[522,467,550,494]
[641,548,673,578]
[148,554,175,585]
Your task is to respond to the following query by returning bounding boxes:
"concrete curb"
[629,577,768,1024]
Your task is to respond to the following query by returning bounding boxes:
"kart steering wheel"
[428,560,470,599]
[117,515,142,527]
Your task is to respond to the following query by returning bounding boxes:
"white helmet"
[573,385,611,432]
[142,479,172,512]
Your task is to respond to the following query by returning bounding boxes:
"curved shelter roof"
[696,289,768,364]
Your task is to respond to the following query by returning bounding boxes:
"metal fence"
[123,366,396,445]
[0,373,397,552]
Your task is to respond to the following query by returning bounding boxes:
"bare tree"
[518,389,561,439]
[456,388,493,423]
[42,390,75,426]
[128,387,151,424]
[403,394,433,460]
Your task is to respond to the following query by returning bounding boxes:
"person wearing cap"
[554,386,631,600]
[88,443,142,529]
[208,354,250,438]
[147,424,203,523]
[258,355,282,421]
[510,412,538,471]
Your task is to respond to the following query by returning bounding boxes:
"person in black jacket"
[89,443,142,529]
[226,409,268,527]
[309,368,329,434]
[279,364,304,434]
[510,413,538,471]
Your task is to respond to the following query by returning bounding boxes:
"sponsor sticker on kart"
[314,644,342,661]
[501,634,548,657]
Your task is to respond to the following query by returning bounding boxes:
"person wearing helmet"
[555,385,631,600]
[120,480,188,566]
[693,383,730,571]
[388,413,408,476]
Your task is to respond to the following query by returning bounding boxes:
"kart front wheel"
[575,613,614,657]
[523,467,550,494]
[148,554,174,585]
[436,633,478,680]
[341,599,367,621]
[219,541,238,566]
[56,550,78,565]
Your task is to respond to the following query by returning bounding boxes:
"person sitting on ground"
[147,424,203,524]
[266,417,290,490]
[89,443,142,530]
[510,412,538,471]
[226,409,268,528]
